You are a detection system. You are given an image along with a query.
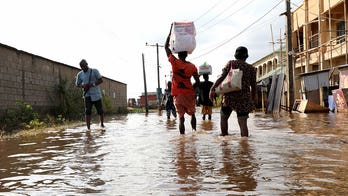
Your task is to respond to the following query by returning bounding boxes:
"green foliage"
[0,100,41,131]
[102,95,113,114]
[27,119,45,129]
[116,106,129,114]
[55,79,127,116]
[127,107,147,113]
[45,114,66,127]
[55,79,85,120]
[0,79,129,133]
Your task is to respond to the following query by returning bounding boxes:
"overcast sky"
[1,0,303,99]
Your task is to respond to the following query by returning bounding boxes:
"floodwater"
[0,110,348,195]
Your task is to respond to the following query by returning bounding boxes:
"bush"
[55,79,85,120]
[0,100,42,131]
[102,95,113,114]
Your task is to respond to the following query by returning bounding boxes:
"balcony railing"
[309,33,319,49]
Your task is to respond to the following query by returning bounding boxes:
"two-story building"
[253,50,287,112]
[291,0,348,112]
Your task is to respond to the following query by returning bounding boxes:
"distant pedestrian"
[165,23,200,134]
[198,74,215,120]
[209,46,257,137]
[162,81,177,120]
[76,59,105,131]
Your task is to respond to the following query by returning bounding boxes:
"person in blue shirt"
[161,81,177,120]
[76,59,105,130]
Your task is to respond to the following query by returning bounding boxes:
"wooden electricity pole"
[142,53,149,114]
[285,0,295,112]
[145,42,164,111]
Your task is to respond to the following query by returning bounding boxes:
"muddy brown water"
[0,110,347,195]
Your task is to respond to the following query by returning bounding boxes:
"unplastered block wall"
[0,43,127,115]
[102,79,127,109]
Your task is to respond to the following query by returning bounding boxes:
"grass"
[0,120,85,140]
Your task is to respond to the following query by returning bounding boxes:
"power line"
[196,0,240,30]
[197,0,256,34]
[244,14,282,35]
[193,0,225,22]
[191,0,284,60]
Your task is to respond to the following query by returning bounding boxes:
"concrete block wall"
[0,43,127,115]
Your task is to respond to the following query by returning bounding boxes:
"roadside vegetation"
[0,80,127,137]
[0,81,223,138]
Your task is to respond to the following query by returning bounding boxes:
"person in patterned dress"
[209,46,257,137]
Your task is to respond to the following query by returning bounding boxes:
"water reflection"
[199,120,214,131]
[175,136,201,193]
[75,130,106,194]
[0,128,108,195]
[0,112,348,195]
[288,113,348,136]
[219,139,258,192]
[166,119,177,130]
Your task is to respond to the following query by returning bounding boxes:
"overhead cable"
[193,0,226,22]
[198,0,256,34]
[196,0,239,30]
[191,0,283,60]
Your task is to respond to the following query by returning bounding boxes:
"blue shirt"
[76,68,102,101]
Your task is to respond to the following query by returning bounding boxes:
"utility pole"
[142,53,149,114]
[145,42,164,111]
[283,0,295,112]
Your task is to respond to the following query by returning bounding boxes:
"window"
[337,21,345,44]
[295,31,304,52]
[309,33,319,48]
[312,64,319,71]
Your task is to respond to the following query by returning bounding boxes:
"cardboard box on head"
[169,21,196,54]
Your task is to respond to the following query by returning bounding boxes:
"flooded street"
[1,110,348,195]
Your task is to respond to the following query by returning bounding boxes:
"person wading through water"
[209,46,257,137]
[76,59,105,131]
[164,23,200,134]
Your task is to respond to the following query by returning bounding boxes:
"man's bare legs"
[86,115,91,130]
[100,113,105,128]
[86,113,104,130]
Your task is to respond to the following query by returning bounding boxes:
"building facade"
[252,50,287,112]
[291,0,348,110]
[138,92,158,109]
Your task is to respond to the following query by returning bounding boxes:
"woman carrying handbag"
[209,46,257,137]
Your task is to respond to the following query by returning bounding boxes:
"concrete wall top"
[0,42,126,85]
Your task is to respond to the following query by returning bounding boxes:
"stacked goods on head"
[199,62,212,75]
[169,21,196,54]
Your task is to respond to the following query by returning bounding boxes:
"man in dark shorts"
[76,59,105,130]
